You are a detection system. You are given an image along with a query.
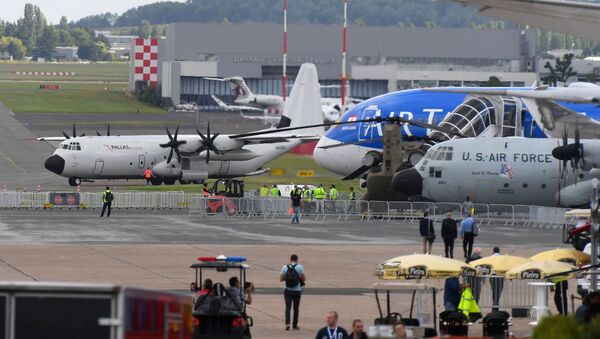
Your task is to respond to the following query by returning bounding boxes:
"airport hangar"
[132,23,538,108]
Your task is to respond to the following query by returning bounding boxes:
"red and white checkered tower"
[133,38,158,88]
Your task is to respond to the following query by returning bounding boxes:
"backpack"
[105,191,114,202]
[285,264,300,288]
[473,222,479,236]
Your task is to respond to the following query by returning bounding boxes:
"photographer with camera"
[280,254,306,331]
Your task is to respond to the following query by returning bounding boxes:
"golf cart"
[190,255,253,339]
[367,282,438,339]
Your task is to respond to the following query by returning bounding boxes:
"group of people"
[419,209,478,258]
[314,311,407,339]
[286,184,357,223]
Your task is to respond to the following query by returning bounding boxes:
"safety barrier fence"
[0,191,569,228]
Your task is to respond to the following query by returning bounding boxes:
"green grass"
[0,81,164,113]
[127,153,361,195]
[0,61,129,82]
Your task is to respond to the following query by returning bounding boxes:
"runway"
[0,212,561,247]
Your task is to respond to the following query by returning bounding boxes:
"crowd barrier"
[0,191,569,228]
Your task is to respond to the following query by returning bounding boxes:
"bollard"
[76,185,80,193]
[37,185,41,193]
[23,187,27,193]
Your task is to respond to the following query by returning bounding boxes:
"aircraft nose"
[44,154,65,175]
[392,167,423,197]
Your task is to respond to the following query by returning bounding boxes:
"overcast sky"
[3,1,184,24]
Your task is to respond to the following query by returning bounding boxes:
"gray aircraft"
[41,63,324,186]
[392,135,600,207]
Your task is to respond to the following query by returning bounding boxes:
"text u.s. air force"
[461,152,553,163]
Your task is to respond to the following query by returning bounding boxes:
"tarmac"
[0,212,575,338]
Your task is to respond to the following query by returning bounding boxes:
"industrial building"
[131,23,539,107]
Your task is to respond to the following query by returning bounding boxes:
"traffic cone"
[37,185,41,192]
[76,185,80,193]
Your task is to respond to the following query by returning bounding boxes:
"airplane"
[451,0,600,42]
[206,76,358,124]
[312,86,600,178]
[391,135,600,207]
[41,63,324,187]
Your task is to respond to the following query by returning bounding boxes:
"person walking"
[281,254,305,330]
[143,167,153,185]
[489,246,504,312]
[290,185,302,224]
[419,212,435,254]
[462,196,474,217]
[100,186,114,217]
[315,311,348,339]
[347,319,368,339]
[314,184,326,214]
[270,184,281,198]
[460,213,477,258]
[441,212,458,258]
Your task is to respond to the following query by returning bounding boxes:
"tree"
[33,26,57,59]
[69,27,91,46]
[542,53,578,86]
[57,30,74,46]
[16,3,38,52]
[0,37,26,60]
[59,16,69,30]
[137,20,151,38]
[150,25,163,38]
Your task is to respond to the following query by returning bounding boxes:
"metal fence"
[0,191,569,228]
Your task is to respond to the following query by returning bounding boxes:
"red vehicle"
[205,180,244,214]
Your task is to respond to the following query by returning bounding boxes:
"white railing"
[0,191,569,228]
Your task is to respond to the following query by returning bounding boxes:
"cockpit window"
[67,142,82,151]
[61,144,68,149]
[427,146,453,161]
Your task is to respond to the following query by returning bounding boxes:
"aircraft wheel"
[150,178,163,186]
[68,177,81,187]
[164,178,176,185]
[179,179,191,185]
[192,180,204,185]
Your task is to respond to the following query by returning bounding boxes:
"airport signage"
[296,170,315,178]
[49,193,80,206]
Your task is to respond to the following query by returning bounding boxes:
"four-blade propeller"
[552,124,585,183]
[63,123,86,139]
[96,124,111,136]
[159,126,187,164]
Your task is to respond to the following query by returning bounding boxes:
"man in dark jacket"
[441,212,458,258]
[419,212,435,254]
[315,311,348,339]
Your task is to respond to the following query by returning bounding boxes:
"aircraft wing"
[36,137,67,141]
[452,0,600,41]
[231,134,322,144]
[520,97,600,139]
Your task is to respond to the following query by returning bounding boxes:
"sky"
[2,1,184,24]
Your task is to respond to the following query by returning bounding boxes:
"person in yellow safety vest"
[302,185,312,201]
[259,184,269,198]
[329,184,338,200]
[458,285,482,322]
[270,184,281,197]
[314,184,326,214]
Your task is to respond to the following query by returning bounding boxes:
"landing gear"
[150,178,163,186]
[179,179,191,185]
[164,178,177,185]
[68,177,81,187]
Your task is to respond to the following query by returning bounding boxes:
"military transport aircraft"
[41,63,324,186]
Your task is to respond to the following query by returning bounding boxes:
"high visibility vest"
[314,187,326,199]
[303,189,312,201]
[458,287,480,318]
[144,169,152,179]
[270,187,280,197]
[329,188,338,200]
[259,187,269,197]
[102,190,112,203]
[350,191,357,200]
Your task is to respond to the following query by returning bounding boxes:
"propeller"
[96,124,111,136]
[552,123,585,183]
[62,123,86,139]
[195,122,221,163]
[159,126,187,164]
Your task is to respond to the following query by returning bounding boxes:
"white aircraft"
[392,135,600,207]
[42,63,324,186]
[206,76,357,124]
[452,0,600,41]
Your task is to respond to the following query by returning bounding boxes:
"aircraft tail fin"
[277,63,324,136]
[227,77,254,101]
